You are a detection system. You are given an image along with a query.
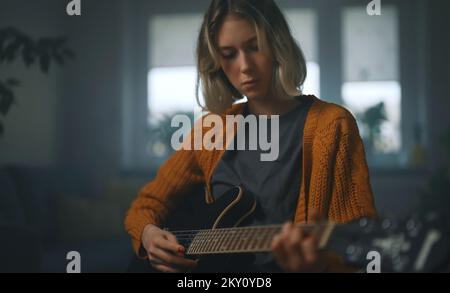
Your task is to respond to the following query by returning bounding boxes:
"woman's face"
[217,14,275,101]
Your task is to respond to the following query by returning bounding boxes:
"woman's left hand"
[271,222,327,273]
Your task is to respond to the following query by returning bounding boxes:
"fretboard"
[172,223,334,256]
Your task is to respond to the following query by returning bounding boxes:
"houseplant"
[0,27,74,137]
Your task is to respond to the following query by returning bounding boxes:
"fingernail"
[178,246,185,254]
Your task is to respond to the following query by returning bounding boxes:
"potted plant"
[357,101,388,155]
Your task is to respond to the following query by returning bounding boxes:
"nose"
[238,51,253,74]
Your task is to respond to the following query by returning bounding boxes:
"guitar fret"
[239,229,248,251]
[211,229,219,253]
[270,227,280,248]
[230,229,239,251]
[261,227,274,250]
[208,229,219,253]
[269,227,280,248]
[220,229,232,252]
[192,231,201,254]
[217,229,226,253]
[199,230,209,253]
[196,230,207,254]
[214,230,225,253]
[247,228,259,250]
[233,228,243,251]
[247,228,257,250]
[241,228,252,251]
[216,229,225,252]
[249,228,262,250]
[203,230,213,253]
[188,232,199,254]
[218,229,228,253]
[192,231,201,253]
[211,229,222,253]
[210,230,219,253]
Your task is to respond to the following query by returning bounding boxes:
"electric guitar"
[127,185,450,273]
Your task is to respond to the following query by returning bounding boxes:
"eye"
[249,44,259,52]
[221,51,236,60]
[247,42,259,52]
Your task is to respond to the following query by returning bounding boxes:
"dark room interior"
[0,0,449,273]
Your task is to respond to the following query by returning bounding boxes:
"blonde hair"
[196,0,307,114]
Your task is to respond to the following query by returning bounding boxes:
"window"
[342,6,402,166]
[147,14,203,158]
[285,9,320,97]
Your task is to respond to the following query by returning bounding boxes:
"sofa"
[0,165,137,273]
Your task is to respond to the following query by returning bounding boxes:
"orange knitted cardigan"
[124,95,377,270]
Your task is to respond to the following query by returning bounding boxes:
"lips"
[241,79,258,86]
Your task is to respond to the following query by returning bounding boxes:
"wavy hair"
[196,0,307,114]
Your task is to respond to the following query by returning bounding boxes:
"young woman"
[125,0,376,273]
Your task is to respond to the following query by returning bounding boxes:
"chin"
[243,91,268,101]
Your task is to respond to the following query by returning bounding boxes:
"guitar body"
[127,185,260,273]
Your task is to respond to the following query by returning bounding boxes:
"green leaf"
[22,38,35,67]
[52,51,64,65]
[52,36,67,47]
[62,48,75,59]
[3,38,22,63]
[0,90,15,115]
[39,53,50,73]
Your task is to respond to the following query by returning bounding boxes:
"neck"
[247,96,301,116]
[177,222,335,256]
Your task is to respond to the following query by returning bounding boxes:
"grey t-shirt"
[210,96,313,272]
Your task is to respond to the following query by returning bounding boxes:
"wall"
[60,0,123,191]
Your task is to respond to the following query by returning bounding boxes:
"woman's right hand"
[141,224,198,273]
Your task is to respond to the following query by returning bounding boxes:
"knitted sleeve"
[317,109,378,272]
[328,110,378,223]
[124,140,204,256]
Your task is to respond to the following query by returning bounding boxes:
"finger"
[282,222,292,236]
[163,231,186,256]
[288,226,303,247]
[150,247,198,269]
[301,235,319,264]
[271,233,283,251]
[154,235,185,255]
[153,263,181,273]
[286,229,306,270]
[163,230,180,245]
[271,234,288,265]
[276,223,305,272]
[148,255,165,267]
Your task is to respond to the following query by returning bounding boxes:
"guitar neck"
[170,214,450,272]
[172,223,335,256]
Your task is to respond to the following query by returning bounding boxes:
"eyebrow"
[218,36,257,50]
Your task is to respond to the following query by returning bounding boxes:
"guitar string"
[168,224,329,244]
[169,225,321,250]
[166,223,327,236]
